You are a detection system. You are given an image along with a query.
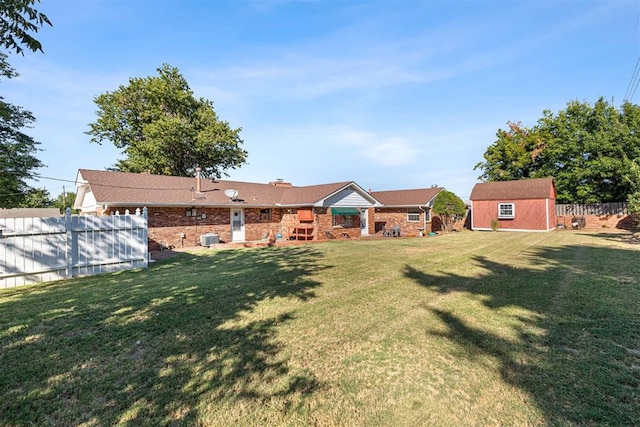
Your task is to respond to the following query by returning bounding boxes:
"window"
[332,215,354,227]
[498,203,515,219]
[407,208,420,222]
[259,208,271,221]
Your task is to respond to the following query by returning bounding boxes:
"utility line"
[1,174,201,199]
[624,56,640,102]
[624,10,640,102]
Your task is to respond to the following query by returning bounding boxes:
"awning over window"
[331,207,361,215]
[297,209,314,221]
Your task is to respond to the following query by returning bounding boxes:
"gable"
[318,186,378,208]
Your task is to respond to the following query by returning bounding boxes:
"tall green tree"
[431,190,466,232]
[625,160,640,214]
[87,64,248,179]
[0,53,44,208]
[0,0,52,54]
[475,98,640,203]
[0,0,51,208]
[19,186,51,208]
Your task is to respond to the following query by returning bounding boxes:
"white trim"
[314,182,382,207]
[360,208,369,236]
[497,202,515,219]
[230,208,245,242]
[473,227,554,232]
[545,198,550,230]
[470,200,476,230]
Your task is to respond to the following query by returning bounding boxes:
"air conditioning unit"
[200,233,219,246]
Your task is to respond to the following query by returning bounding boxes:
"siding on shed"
[472,199,554,231]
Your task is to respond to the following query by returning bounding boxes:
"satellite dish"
[224,189,239,199]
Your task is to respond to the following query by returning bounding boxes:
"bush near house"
[431,190,466,232]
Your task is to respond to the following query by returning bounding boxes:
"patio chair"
[382,226,392,237]
[391,226,401,237]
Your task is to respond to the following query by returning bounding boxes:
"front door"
[360,208,369,236]
[231,209,245,242]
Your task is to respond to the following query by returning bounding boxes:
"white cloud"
[335,130,418,167]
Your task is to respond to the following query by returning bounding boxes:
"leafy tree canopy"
[475,98,640,203]
[432,190,466,232]
[0,53,44,208]
[0,0,52,54]
[625,160,640,214]
[86,64,248,179]
[19,186,51,208]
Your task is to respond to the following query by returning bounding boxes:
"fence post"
[65,207,73,279]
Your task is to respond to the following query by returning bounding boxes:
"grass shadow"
[404,241,640,425]
[0,245,327,425]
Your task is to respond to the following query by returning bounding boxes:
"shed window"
[498,203,515,219]
[407,208,420,222]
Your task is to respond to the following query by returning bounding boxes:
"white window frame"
[407,208,420,222]
[498,202,515,219]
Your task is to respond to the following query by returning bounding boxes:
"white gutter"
[419,206,427,232]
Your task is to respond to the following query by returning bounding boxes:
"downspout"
[419,206,427,234]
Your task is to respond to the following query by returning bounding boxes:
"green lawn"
[1,231,639,426]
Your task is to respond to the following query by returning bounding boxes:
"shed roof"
[470,178,555,201]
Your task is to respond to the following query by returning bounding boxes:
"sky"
[3,0,640,201]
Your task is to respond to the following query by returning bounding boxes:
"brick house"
[74,169,381,250]
[369,187,443,236]
[469,177,556,232]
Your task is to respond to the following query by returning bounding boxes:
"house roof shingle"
[370,187,443,207]
[76,169,356,207]
[469,178,555,201]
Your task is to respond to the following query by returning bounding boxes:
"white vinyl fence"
[0,208,148,288]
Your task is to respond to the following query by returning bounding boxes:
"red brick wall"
[100,205,379,249]
[105,206,284,251]
[373,208,430,236]
[314,208,361,240]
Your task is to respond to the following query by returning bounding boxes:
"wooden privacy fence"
[0,208,148,288]
[555,202,629,217]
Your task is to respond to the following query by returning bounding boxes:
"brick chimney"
[269,178,292,188]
